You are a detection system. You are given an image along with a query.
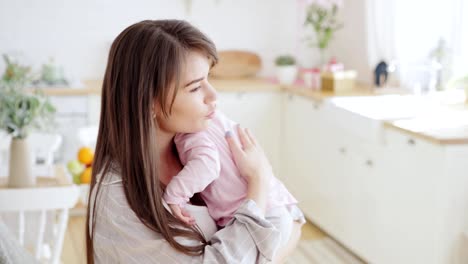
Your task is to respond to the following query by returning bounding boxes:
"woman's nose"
[204,82,217,104]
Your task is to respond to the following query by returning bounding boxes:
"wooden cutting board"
[210,50,262,79]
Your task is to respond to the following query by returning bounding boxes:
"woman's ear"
[152,101,158,119]
[153,100,166,120]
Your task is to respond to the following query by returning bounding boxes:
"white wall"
[329,0,371,83]
[0,0,299,81]
[0,0,377,84]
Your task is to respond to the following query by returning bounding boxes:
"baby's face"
[156,50,217,134]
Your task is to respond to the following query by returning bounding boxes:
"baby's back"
[175,111,248,225]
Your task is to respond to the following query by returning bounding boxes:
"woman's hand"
[225,125,273,214]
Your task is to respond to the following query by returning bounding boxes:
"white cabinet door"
[344,141,381,263]
[378,129,443,264]
[311,121,348,239]
[281,93,350,240]
[281,93,319,204]
[218,91,282,175]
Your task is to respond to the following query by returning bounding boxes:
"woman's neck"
[155,128,181,186]
[156,128,175,157]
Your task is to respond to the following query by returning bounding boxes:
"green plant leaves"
[0,81,56,139]
[304,3,343,51]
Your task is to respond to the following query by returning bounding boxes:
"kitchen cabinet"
[283,93,468,263]
[280,93,320,202]
[283,95,383,262]
[344,140,381,262]
[378,129,450,264]
[282,94,352,248]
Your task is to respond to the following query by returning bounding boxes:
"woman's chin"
[186,120,212,133]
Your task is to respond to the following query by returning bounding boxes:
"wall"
[0,0,375,84]
[0,0,299,81]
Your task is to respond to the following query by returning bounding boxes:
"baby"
[163,110,305,244]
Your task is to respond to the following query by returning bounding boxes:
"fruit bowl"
[66,146,94,206]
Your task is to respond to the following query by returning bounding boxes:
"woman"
[86,19,303,263]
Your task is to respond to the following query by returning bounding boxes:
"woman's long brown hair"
[86,20,218,263]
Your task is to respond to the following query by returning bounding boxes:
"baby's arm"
[164,132,221,223]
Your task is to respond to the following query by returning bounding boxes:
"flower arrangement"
[303,0,343,63]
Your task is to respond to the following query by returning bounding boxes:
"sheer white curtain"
[366,0,468,89]
[365,0,397,69]
[451,0,468,81]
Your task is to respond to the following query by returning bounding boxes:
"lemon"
[78,147,94,166]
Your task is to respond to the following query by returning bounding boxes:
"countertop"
[383,102,468,145]
[36,78,468,145]
[35,78,397,100]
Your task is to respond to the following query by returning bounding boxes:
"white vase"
[8,137,36,188]
[276,65,298,85]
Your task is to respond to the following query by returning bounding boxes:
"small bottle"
[303,67,321,90]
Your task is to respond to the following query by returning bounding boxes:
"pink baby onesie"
[164,111,299,226]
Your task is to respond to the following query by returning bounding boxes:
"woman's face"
[156,51,217,134]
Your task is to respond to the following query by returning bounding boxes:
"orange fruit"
[80,167,92,184]
[78,147,94,166]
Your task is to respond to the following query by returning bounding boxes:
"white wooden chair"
[0,185,79,264]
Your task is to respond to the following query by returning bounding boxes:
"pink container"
[302,68,321,90]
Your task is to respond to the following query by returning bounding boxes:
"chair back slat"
[18,211,25,246]
[50,209,69,264]
[0,185,79,263]
[34,210,47,259]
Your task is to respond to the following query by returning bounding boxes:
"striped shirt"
[89,171,281,263]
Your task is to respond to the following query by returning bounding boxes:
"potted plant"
[0,54,56,187]
[275,55,298,85]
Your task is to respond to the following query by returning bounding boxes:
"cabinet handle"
[407,138,416,145]
[339,147,346,154]
[288,93,294,101]
[313,102,320,110]
[365,160,373,167]
[236,92,245,99]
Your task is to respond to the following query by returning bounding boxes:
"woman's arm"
[93,190,280,263]
[92,125,281,263]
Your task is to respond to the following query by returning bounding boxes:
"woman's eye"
[190,86,201,93]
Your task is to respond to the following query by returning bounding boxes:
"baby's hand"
[169,204,196,225]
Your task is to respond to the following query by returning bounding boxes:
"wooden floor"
[62,216,87,264]
[61,215,326,263]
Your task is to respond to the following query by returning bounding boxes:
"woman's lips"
[206,110,216,119]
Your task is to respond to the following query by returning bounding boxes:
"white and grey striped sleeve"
[91,182,281,264]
